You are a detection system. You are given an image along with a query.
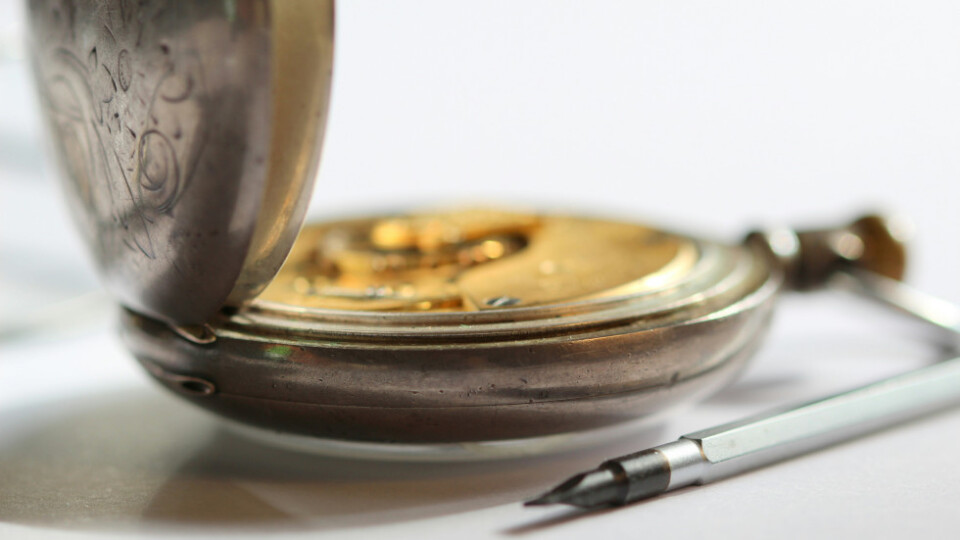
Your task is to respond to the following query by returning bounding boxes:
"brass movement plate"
[259,209,699,312]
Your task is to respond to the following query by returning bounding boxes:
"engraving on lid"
[28,0,283,324]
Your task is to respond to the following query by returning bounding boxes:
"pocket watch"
[26,0,907,452]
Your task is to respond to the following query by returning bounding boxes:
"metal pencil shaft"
[529,355,960,508]
[681,354,960,484]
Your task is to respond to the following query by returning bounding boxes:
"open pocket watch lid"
[27,0,334,325]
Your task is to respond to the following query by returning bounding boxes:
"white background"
[3,1,960,539]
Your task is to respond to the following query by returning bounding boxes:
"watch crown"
[746,213,910,290]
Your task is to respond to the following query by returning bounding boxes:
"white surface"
[3,1,960,539]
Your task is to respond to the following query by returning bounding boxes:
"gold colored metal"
[258,209,696,312]
[226,0,335,305]
[370,209,539,252]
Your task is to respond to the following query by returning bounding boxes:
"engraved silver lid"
[27,0,334,324]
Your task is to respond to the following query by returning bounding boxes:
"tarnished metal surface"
[122,232,781,443]
[27,0,333,324]
[745,214,908,291]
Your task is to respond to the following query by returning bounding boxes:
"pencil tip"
[523,492,563,507]
[525,472,587,506]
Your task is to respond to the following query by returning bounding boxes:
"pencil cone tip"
[524,492,562,506]
[524,472,588,507]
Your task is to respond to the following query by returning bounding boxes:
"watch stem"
[746,214,911,291]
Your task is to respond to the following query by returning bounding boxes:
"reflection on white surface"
[1,294,958,539]
[224,415,667,464]
[0,390,659,532]
[0,331,669,533]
